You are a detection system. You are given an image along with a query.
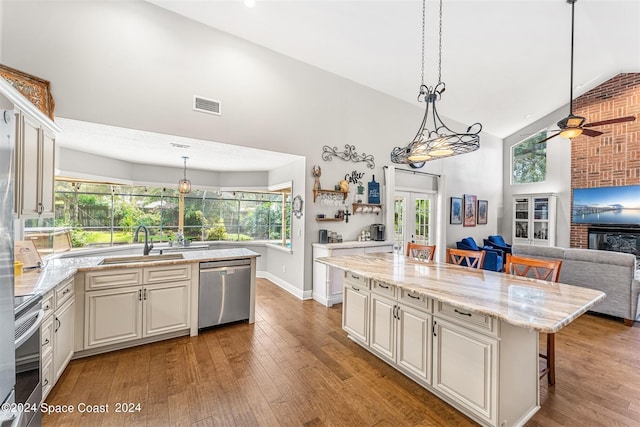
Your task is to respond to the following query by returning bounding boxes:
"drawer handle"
[43,379,49,387]
[42,338,50,346]
[378,284,389,289]
[407,293,420,300]
[454,309,472,317]
[351,286,360,292]
[350,274,360,280]
[62,288,71,295]
[44,304,51,310]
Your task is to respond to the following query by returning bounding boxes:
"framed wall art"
[477,200,488,225]
[0,64,55,119]
[463,194,477,227]
[450,197,462,224]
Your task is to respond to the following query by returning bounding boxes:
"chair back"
[506,254,562,282]
[407,243,436,261]
[446,248,485,269]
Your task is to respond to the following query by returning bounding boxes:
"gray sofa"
[512,245,640,326]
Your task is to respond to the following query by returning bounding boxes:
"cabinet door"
[53,296,75,381]
[369,294,395,361]
[513,197,530,245]
[39,130,55,216]
[342,285,369,343]
[397,304,431,382]
[432,318,498,423]
[20,114,41,216]
[143,281,190,337]
[85,287,142,348]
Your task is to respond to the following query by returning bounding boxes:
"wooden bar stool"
[446,248,485,269]
[505,254,563,386]
[406,243,436,261]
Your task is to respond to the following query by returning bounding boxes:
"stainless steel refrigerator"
[0,110,16,410]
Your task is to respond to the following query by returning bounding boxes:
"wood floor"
[44,278,640,426]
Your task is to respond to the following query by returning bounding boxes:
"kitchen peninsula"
[14,248,260,400]
[317,252,606,427]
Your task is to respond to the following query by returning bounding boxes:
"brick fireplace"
[570,73,640,250]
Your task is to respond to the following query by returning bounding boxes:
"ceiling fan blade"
[534,132,561,144]
[584,116,637,127]
[581,128,603,137]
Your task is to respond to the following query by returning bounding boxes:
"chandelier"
[391,0,482,168]
[178,156,191,194]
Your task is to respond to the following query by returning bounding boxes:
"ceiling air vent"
[193,95,221,116]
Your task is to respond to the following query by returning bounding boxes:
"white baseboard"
[257,271,312,300]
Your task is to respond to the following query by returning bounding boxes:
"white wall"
[2,0,505,294]
[503,104,572,247]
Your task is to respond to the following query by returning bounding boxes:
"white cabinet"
[432,318,497,423]
[342,272,370,344]
[513,194,556,247]
[40,278,75,401]
[369,288,431,383]
[313,242,393,306]
[53,296,75,381]
[14,111,56,217]
[83,265,192,350]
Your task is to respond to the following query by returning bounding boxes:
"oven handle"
[14,309,43,349]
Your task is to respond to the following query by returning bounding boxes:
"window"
[512,130,547,184]
[24,181,291,252]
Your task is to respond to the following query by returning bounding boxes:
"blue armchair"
[456,237,504,272]
[483,235,512,255]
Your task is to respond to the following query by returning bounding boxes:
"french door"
[394,191,435,254]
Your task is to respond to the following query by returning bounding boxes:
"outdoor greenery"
[25,181,291,250]
[512,130,547,184]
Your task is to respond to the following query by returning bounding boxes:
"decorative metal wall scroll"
[322,144,375,169]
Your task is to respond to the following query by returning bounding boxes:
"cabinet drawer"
[41,315,54,360]
[41,355,54,401]
[41,291,54,320]
[399,289,431,311]
[85,268,143,290]
[344,271,369,290]
[371,280,395,297]
[144,264,191,284]
[435,301,495,334]
[55,278,74,309]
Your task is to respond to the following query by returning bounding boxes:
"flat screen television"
[572,185,640,225]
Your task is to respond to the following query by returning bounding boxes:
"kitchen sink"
[99,253,185,265]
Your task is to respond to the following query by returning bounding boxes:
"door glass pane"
[394,197,405,254]
[414,198,430,245]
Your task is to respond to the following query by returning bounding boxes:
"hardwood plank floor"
[44,278,640,426]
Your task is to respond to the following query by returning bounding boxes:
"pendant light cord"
[420,0,426,88]
[569,0,575,114]
[438,0,443,84]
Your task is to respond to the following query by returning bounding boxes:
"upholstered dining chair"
[406,243,436,261]
[446,248,485,269]
[505,254,563,386]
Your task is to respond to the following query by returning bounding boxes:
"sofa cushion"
[564,248,636,270]
[461,237,480,251]
[489,235,507,247]
[512,245,565,260]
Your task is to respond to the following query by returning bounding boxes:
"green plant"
[206,220,227,241]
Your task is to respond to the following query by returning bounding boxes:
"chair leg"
[547,333,555,386]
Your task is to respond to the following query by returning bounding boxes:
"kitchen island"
[317,252,606,427]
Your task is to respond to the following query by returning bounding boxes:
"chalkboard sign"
[368,175,380,204]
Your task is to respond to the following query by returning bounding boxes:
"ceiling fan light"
[559,127,583,139]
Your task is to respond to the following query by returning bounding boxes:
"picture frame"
[0,64,55,119]
[292,195,304,218]
[477,200,488,225]
[463,194,477,227]
[450,197,462,224]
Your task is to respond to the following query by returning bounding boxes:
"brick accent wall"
[570,73,640,248]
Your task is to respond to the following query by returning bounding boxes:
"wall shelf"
[352,203,382,214]
[315,217,344,222]
[313,189,348,203]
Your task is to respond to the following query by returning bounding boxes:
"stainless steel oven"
[14,294,43,427]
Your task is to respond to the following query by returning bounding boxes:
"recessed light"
[244,0,256,8]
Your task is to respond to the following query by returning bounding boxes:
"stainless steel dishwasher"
[199,259,252,329]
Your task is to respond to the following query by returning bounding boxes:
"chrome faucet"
[133,225,154,255]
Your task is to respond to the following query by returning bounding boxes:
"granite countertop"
[317,252,606,333]
[14,248,260,298]
[312,240,393,249]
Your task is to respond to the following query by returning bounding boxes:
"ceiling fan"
[537,0,636,145]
